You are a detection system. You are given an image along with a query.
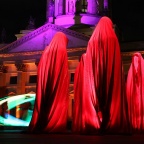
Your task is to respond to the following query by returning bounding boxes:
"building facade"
[1,0,142,124]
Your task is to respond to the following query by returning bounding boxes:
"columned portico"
[0,53,82,120]
[46,0,109,28]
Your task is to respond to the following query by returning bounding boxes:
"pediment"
[0,23,90,54]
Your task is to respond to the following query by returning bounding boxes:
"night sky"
[111,1,144,42]
[0,0,144,43]
[0,0,46,43]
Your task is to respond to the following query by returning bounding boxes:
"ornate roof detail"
[0,23,90,54]
[15,63,28,72]
[0,64,8,73]
[0,47,87,61]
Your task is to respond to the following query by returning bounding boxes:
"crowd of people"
[27,16,144,134]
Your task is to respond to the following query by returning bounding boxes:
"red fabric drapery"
[73,54,100,134]
[73,16,130,134]
[28,32,70,133]
[126,52,144,132]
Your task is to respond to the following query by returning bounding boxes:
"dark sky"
[0,0,144,43]
[0,0,46,43]
[111,1,144,42]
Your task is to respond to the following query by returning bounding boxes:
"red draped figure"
[28,32,70,133]
[73,16,130,134]
[126,52,144,132]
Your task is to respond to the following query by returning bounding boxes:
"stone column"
[0,64,4,73]
[68,0,75,14]
[0,64,7,98]
[0,64,10,119]
[58,0,65,15]
[104,0,108,9]
[0,63,9,73]
[15,63,28,94]
[46,0,55,23]
[97,0,109,15]
[87,0,98,15]
[103,0,109,15]
[75,0,82,14]
[15,63,28,118]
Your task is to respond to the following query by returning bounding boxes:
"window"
[82,0,87,13]
[29,75,37,83]
[70,73,75,82]
[10,76,17,84]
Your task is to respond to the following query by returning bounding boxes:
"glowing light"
[0,93,35,126]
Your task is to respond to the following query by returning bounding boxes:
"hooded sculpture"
[28,32,70,133]
[126,52,144,132]
[73,16,130,134]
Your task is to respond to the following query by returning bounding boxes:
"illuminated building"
[0,0,143,126]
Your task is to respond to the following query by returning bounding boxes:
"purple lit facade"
[46,0,109,27]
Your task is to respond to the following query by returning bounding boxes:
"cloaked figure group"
[28,16,144,134]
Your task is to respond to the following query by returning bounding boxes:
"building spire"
[26,16,35,30]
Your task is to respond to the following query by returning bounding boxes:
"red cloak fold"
[28,32,70,133]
